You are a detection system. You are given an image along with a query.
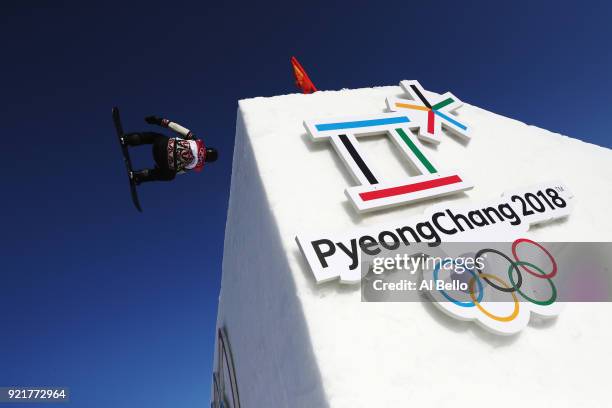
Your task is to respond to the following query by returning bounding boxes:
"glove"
[145,115,163,125]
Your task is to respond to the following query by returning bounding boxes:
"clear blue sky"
[1,1,610,407]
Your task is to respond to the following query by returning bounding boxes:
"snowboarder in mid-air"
[121,115,218,184]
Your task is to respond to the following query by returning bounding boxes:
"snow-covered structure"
[211,84,612,407]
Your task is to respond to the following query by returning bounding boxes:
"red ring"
[512,238,557,279]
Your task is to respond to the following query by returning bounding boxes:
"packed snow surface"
[215,85,612,407]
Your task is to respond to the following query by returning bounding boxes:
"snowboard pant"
[124,132,176,182]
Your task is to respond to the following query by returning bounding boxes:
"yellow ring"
[468,273,520,322]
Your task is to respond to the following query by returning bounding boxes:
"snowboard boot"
[122,133,147,147]
[131,169,154,185]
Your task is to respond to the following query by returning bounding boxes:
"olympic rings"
[508,261,557,306]
[475,248,523,293]
[433,258,484,307]
[512,238,557,279]
[430,239,558,320]
[468,273,520,322]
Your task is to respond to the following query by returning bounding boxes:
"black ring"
[475,248,522,293]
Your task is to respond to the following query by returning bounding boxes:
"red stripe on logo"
[359,175,463,201]
[427,109,435,134]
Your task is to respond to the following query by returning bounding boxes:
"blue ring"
[433,259,484,307]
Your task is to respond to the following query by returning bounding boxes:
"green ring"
[508,261,557,306]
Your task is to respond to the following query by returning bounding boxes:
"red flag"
[291,56,317,94]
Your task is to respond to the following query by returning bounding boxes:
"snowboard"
[112,107,143,212]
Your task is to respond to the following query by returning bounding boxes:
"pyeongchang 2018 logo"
[296,80,574,335]
[303,80,472,213]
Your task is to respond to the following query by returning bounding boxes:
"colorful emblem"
[423,238,563,335]
[387,80,470,144]
[303,112,473,212]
